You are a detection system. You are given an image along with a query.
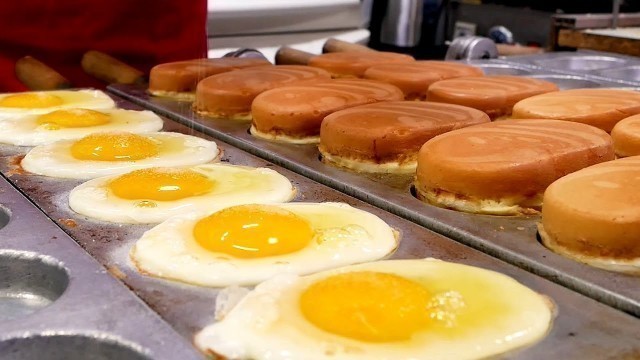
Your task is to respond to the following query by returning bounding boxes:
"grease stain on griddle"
[58,218,78,228]
[5,154,26,177]
[107,265,128,280]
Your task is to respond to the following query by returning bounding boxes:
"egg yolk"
[0,93,64,108]
[37,109,110,129]
[193,204,313,258]
[108,168,215,201]
[300,271,432,342]
[70,132,159,161]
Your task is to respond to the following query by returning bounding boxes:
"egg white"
[69,164,296,224]
[0,109,164,146]
[0,90,115,118]
[195,259,554,360]
[21,132,220,179]
[130,202,399,287]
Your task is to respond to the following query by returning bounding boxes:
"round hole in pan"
[0,205,10,231]
[0,250,69,321]
[0,333,152,360]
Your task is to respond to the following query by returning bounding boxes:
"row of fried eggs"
[0,90,552,360]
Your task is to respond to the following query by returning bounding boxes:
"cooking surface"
[1,94,640,358]
[109,80,640,319]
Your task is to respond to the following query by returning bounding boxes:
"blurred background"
[208,0,640,61]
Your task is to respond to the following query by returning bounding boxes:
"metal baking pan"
[461,59,623,89]
[0,173,201,359]
[109,84,640,318]
[497,51,640,86]
[500,50,640,71]
[2,94,640,358]
[459,60,535,76]
[594,65,640,83]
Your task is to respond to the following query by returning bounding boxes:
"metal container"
[459,59,621,89]
[595,65,640,82]
[108,84,640,318]
[380,0,423,47]
[3,94,640,358]
[533,55,627,72]
[499,50,640,86]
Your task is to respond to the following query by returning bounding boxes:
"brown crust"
[308,51,415,78]
[512,89,640,132]
[414,182,541,215]
[194,107,252,121]
[538,223,640,274]
[540,156,640,261]
[364,61,483,100]
[319,101,490,166]
[415,119,614,208]
[251,79,404,139]
[149,58,271,94]
[194,65,331,119]
[426,75,558,115]
[611,114,640,157]
[319,144,418,165]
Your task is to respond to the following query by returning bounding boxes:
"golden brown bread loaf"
[611,114,640,157]
[194,65,331,120]
[308,51,415,78]
[364,61,483,100]
[426,76,558,120]
[250,79,404,143]
[415,119,614,215]
[539,156,640,273]
[512,89,640,132]
[319,101,489,173]
[149,58,271,100]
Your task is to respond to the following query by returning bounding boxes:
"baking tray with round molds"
[108,83,640,320]
[0,172,202,359]
[3,93,640,358]
[594,65,640,83]
[493,50,640,86]
[459,58,629,89]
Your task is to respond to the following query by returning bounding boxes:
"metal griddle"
[0,95,640,358]
[0,166,201,359]
[108,57,640,318]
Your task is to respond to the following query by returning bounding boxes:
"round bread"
[319,101,490,173]
[308,51,414,78]
[415,119,614,215]
[512,89,640,132]
[539,156,640,273]
[364,61,483,100]
[611,114,640,157]
[426,76,558,120]
[251,79,404,144]
[194,65,331,120]
[149,58,271,99]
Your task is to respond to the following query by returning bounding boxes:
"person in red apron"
[0,0,208,91]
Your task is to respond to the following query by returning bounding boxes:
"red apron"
[0,0,208,91]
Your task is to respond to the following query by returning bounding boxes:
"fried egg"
[130,202,399,286]
[0,108,164,146]
[69,164,296,224]
[196,259,554,360]
[0,90,115,118]
[21,132,219,179]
